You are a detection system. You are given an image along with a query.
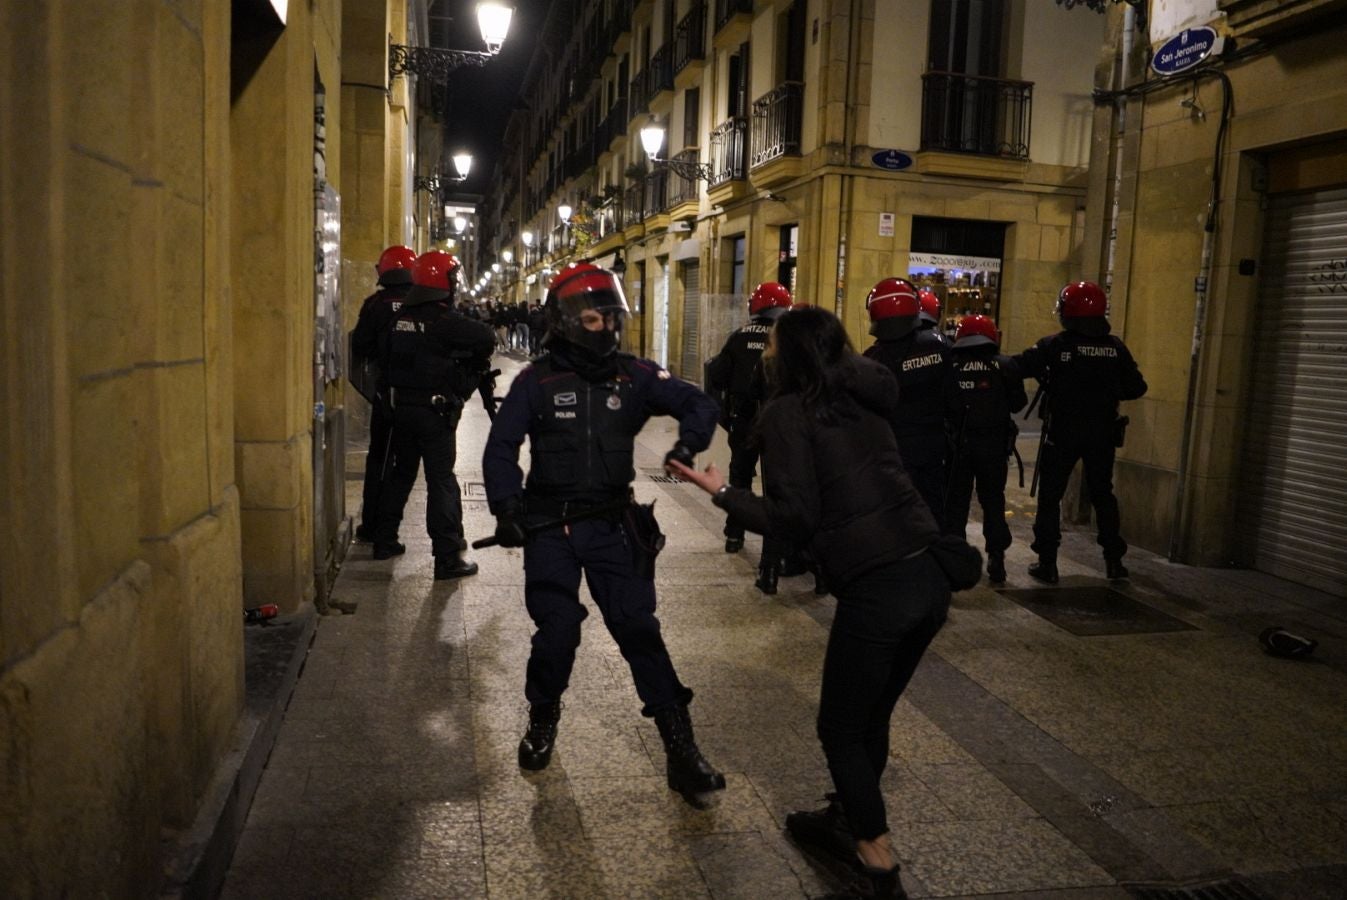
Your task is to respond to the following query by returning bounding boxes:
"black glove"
[494,515,529,548]
[663,442,695,469]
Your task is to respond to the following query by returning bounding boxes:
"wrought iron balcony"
[645,44,674,105]
[920,72,1032,159]
[674,3,707,75]
[667,149,702,206]
[645,167,669,215]
[714,0,753,33]
[622,184,645,228]
[750,82,803,168]
[708,116,748,187]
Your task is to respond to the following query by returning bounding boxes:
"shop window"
[909,216,1005,338]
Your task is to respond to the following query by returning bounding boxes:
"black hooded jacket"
[716,354,940,589]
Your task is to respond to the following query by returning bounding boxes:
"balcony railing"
[622,184,644,228]
[629,69,648,119]
[709,116,748,187]
[645,44,674,105]
[750,81,803,168]
[673,3,707,75]
[920,72,1032,159]
[667,148,702,206]
[714,0,753,33]
[645,167,669,215]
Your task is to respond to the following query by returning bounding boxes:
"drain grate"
[1123,876,1269,899]
[996,586,1197,636]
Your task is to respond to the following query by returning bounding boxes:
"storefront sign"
[1152,26,1221,76]
[908,252,1001,273]
[871,149,913,171]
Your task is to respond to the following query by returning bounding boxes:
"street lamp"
[558,204,573,225]
[639,116,712,182]
[389,1,515,86]
[451,153,473,180]
[502,249,514,264]
[522,230,534,247]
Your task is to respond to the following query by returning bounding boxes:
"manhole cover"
[1123,876,1269,899]
[996,586,1196,636]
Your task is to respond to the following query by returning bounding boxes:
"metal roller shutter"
[680,261,701,382]
[1239,186,1347,595]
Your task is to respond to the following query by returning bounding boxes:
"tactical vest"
[952,352,1012,431]
[525,357,642,500]
[385,302,453,395]
[1041,333,1129,427]
[866,330,949,436]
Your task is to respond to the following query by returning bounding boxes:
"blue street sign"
[1152,26,1221,76]
[871,149,913,171]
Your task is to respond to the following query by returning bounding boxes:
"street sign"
[1152,26,1222,76]
[871,149,913,171]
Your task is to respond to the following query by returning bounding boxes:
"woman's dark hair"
[768,306,857,421]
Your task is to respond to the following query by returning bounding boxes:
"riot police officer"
[863,277,954,528]
[704,281,791,570]
[372,250,494,579]
[350,245,418,542]
[945,315,1027,583]
[917,287,951,346]
[1014,281,1147,583]
[482,262,725,805]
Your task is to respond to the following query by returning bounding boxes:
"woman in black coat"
[669,307,949,899]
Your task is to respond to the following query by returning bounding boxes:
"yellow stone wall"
[0,1,241,896]
[1092,13,1347,563]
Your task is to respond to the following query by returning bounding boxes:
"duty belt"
[388,387,447,408]
[525,492,632,518]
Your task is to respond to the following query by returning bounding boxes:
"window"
[683,88,700,148]
[728,234,747,295]
[777,224,799,295]
[727,42,750,118]
[927,0,1004,76]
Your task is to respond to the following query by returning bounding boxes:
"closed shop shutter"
[1239,185,1347,595]
[680,261,701,382]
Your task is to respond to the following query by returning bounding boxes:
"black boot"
[813,568,830,596]
[724,536,744,553]
[434,553,478,580]
[354,524,374,543]
[785,793,854,867]
[987,552,1006,584]
[754,564,779,595]
[1028,558,1058,584]
[1105,556,1129,580]
[372,541,406,560]
[518,702,562,770]
[653,704,726,802]
[821,864,907,899]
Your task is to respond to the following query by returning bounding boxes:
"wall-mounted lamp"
[389,2,514,86]
[639,116,712,182]
[502,249,514,264]
[521,230,535,247]
[454,215,469,234]
[558,204,573,225]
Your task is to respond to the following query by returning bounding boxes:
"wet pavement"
[223,352,1347,899]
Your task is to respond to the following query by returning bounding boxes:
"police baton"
[478,368,501,421]
[471,498,633,549]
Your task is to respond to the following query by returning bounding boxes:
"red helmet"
[917,288,941,324]
[954,314,1000,348]
[749,282,793,316]
[376,245,417,285]
[1057,281,1108,318]
[545,262,629,357]
[865,277,920,339]
[407,250,460,302]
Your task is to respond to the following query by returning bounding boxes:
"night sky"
[437,0,554,197]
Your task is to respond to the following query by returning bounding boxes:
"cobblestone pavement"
[224,353,1347,900]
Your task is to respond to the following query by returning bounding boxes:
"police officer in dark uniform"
[482,262,726,805]
[373,249,494,579]
[1014,281,1147,583]
[863,277,954,529]
[945,315,1027,584]
[704,281,792,557]
[917,287,951,346]
[350,245,418,542]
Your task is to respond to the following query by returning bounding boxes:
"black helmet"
[544,262,629,358]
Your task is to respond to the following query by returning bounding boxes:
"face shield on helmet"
[545,263,629,358]
[865,278,921,339]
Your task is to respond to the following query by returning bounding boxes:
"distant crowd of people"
[455,299,548,354]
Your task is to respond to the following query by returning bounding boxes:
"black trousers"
[945,431,1012,555]
[723,418,759,540]
[1032,429,1126,561]
[374,404,465,555]
[896,431,948,531]
[817,553,949,841]
[359,404,402,532]
[522,517,691,716]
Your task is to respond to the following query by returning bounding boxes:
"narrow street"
[222,354,1347,899]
